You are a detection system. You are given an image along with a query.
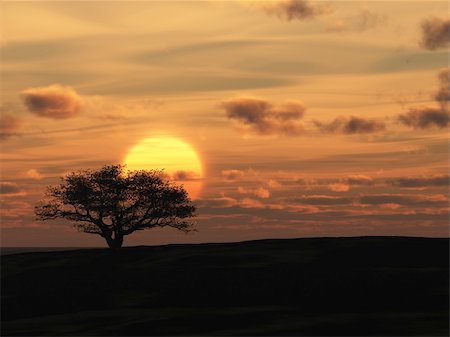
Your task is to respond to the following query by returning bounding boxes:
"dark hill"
[1,237,449,336]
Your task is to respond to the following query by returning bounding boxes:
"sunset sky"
[1,0,449,247]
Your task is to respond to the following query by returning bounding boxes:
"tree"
[35,165,196,250]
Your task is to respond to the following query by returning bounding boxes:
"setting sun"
[123,135,204,199]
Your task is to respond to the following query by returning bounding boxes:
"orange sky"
[1,0,449,246]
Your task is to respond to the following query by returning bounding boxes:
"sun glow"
[124,136,204,199]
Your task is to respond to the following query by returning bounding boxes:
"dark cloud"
[435,67,450,107]
[420,17,450,51]
[390,175,449,188]
[398,107,449,129]
[21,84,83,119]
[0,113,22,140]
[314,116,386,134]
[359,194,447,207]
[222,97,305,136]
[260,0,332,21]
[435,93,450,108]
[0,182,23,196]
[398,68,450,129]
[437,67,450,84]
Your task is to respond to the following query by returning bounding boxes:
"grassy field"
[1,236,449,336]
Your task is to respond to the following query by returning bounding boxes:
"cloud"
[435,67,450,108]
[172,170,200,181]
[390,175,449,188]
[221,169,245,181]
[314,116,386,134]
[296,175,373,191]
[398,68,450,129]
[398,107,449,129]
[293,192,448,208]
[0,182,25,196]
[0,200,34,228]
[420,17,450,51]
[328,183,350,192]
[198,196,239,208]
[327,9,387,32]
[0,113,22,140]
[267,179,281,188]
[240,198,265,209]
[346,174,374,185]
[437,67,450,85]
[84,96,165,121]
[256,0,332,21]
[359,194,448,207]
[222,97,306,136]
[238,186,271,199]
[21,84,83,119]
[25,169,44,180]
[295,195,352,205]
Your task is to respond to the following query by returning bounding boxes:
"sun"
[124,136,204,199]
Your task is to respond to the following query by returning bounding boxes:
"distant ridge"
[1,236,447,255]
[2,236,448,336]
[0,247,99,256]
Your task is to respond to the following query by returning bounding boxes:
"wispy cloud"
[359,194,448,207]
[327,9,387,32]
[25,169,44,180]
[326,175,374,192]
[390,175,449,188]
[0,200,34,228]
[314,116,386,134]
[0,113,22,140]
[346,174,374,185]
[327,183,350,192]
[240,197,266,209]
[253,0,332,22]
[171,170,201,181]
[0,182,25,196]
[435,67,450,108]
[221,169,245,182]
[197,196,239,208]
[238,186,271,199]
[295,195,352,205]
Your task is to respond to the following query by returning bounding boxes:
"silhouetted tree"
[35,165,196,250]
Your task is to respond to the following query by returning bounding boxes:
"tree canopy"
[35,165,196,250]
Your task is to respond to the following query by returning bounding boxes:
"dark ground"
[1,236,449,336]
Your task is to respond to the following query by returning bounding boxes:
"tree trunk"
[113,233,124,250]
[105,232,124,251]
